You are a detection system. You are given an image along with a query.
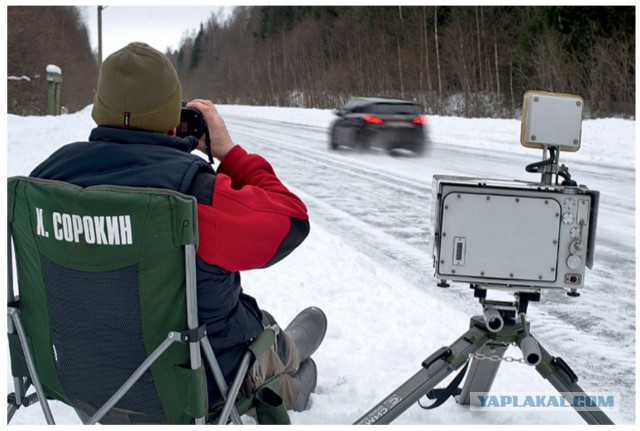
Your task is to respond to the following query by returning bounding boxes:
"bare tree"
[434,7,443,110]
[173,5,634,118]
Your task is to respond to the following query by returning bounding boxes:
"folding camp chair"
[7,176,290,425]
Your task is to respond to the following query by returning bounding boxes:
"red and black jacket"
[31,126,310,403]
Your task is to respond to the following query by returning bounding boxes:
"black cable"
[525,157,553,173]
[558,164,577,185]
[204,127,214,165]
[525,147,557,174]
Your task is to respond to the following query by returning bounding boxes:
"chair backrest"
[7,176,206,424]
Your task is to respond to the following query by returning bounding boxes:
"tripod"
[354,291,614,425]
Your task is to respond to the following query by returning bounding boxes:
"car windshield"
[366,103,420,115]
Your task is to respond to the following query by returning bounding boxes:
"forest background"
[7,5,636,119]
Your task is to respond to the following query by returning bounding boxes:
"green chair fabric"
[7,176,203,424]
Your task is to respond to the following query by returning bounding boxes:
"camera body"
[432,177,598,291]
[176,107,207,139]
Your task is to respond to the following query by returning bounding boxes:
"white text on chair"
[36,207,133,245]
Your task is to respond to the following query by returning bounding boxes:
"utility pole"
[98,6,106,65]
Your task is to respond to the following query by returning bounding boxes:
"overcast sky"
[80,5,234,60]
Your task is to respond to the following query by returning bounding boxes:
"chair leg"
[200,337,243,424]
[7,376,28,424]
[8,308,55,425]
[217,352,253,425]
[8,390,41,423]
[86,334,180,424]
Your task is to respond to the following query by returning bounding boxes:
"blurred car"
[329,97,429,155]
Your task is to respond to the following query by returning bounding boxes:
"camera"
[176,103,207,139]
[432,91,599,293]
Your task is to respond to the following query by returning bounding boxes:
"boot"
[291,358,317,412]
[284,306,327,363]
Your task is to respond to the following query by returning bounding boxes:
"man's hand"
[186,99,236,160]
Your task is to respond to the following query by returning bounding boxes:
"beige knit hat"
[92,42,182,133]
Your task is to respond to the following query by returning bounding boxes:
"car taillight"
[363,115,384,124]
[413,116,429,125]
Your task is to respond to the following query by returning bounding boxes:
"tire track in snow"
[227,117,434,285]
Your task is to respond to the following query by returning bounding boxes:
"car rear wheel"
[413,141,426,155]
[356,130,370,151]
[329,128,340,150]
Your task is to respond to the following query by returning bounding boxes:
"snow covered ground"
[6,104,636,425]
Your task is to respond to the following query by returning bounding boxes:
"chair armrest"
[247,325,279,360]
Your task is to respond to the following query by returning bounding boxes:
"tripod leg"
[534,340,615,425]
[353,325,490,425]
[458,343,509,405]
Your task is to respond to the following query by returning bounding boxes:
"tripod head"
[471,285,543,367]
[472,285,539,329]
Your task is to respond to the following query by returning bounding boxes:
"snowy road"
[222,110,636,423]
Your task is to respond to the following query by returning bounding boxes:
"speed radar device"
[355,92,612,426]
[432,91,597,295]
[432,178,598,292]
